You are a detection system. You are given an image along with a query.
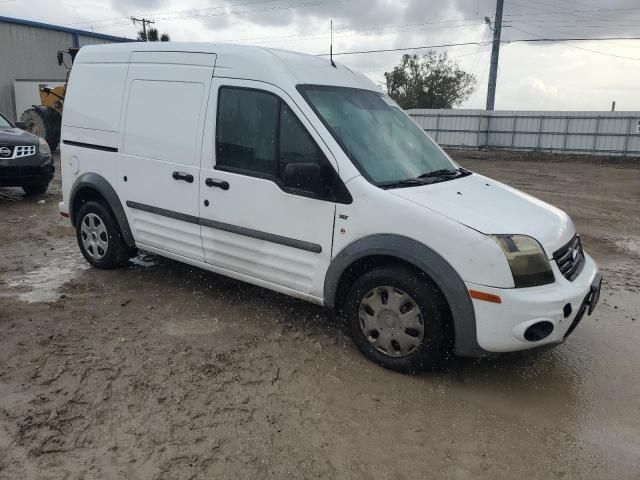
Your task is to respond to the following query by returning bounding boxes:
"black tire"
[344,266,450,373]
[22,183,49,196]
[20,108,60,152]
[75,201,130,269]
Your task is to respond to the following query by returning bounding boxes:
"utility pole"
[131,17,154,41]
[486,0,504,111]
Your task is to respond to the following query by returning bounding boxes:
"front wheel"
[344,267,451,373]
[75,201,130,269]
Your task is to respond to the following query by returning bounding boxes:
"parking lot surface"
[1,152,639,479]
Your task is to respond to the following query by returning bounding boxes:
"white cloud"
[2,0,640,110]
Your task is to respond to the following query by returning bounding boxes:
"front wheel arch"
[324,235,486,357]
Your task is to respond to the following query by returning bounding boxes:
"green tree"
[137,27,170,42]
[384,52,476,109]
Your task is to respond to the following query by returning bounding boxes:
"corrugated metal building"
[0,16,132,120]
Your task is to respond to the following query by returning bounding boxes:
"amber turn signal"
[469,290,502,304]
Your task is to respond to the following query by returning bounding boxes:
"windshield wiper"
[381,169,471,189]
[380,178,427,189]
[417,168,472,182]
[418,168,461,178]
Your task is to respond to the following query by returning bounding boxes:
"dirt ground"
[0,151,639,479]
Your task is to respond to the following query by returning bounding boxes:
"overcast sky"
[3,0,640,110]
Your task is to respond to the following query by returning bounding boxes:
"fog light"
[524,321,554,342]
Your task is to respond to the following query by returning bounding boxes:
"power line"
[317,35,640,57]
[510,26,640,60]
[509,36,640,44]
[319,41,492,57]
[504,6,640,18]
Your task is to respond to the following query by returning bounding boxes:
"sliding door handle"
[205,178,230,190]
[172,171,194,183]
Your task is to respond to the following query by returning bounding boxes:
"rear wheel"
[22,183,49,196]
[20,108,60,152]
[75,201,130,269]
[344,266,450,373]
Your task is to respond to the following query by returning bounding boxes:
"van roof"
[75,42,379,92]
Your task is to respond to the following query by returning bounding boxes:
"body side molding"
[126,201,323,254]
[63,140,118,152]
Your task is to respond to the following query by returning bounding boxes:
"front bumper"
[0,153,54,187]
[467,253,601,353]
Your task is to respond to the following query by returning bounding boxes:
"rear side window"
[123,80,204,165]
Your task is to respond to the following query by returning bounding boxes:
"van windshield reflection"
[298,85,462,188]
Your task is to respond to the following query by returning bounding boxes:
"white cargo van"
[59,43,602,372]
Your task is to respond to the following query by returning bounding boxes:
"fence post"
[536,116,543,152]
[623,117,632,157]
[592,116,601,154]
[511,115,518,149]
[476,115,482,150]
[434,113,440,143]
[562,117,570,152]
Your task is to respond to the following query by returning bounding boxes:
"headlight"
[38,137,51,156]
[493,235,555,288]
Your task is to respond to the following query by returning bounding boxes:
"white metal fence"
[407,109,640,157]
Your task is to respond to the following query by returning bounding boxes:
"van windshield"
[298,85,458,187]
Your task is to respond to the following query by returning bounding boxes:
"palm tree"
[137,28,170,42]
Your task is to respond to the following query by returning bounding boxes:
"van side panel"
[63,63,128,134]
[117,59,215,262]
[123,80,204,165]
[60,62,129,211]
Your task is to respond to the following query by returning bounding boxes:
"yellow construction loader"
[20,48,78,152]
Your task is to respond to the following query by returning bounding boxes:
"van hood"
[390,173,574,258]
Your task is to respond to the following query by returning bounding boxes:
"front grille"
[553,235,586,281]
[15,145,36,158]
[0,144,36,159]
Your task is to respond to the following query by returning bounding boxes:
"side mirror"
[282,162,324,195]
[57,51,64,66]
[14,121,27,130]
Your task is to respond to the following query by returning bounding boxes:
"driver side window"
[279,103,325,172]
[215,86,350,203]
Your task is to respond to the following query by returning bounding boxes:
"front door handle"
[172,171,194,183]
[205,178,230,190]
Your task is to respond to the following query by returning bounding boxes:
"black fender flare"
[69,172,135,249]
[324,234,488,357]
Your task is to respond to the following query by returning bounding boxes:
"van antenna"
[330,20,337,68]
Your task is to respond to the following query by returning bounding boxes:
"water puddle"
[5,247,88,303]
[129,252,160,269]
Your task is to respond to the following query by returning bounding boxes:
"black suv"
[0,111,54,195]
